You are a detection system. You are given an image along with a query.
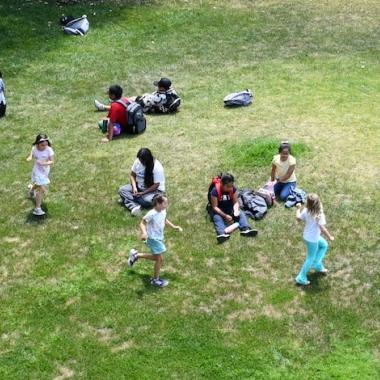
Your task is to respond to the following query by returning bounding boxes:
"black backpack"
[117,100,146,135]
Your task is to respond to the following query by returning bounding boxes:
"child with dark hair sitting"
[96,84,129,143]
[210,174,258,244]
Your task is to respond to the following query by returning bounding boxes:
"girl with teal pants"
[295,194,335,286]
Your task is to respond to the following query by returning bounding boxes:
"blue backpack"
[224,89,253,107]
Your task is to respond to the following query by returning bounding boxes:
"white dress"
[31,146,54,186]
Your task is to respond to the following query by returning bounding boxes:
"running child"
[295,194,335,286]
[128,195,182,288]
[26,134,55,216]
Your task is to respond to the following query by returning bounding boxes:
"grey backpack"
[117,100,147,135]
[224,89,253,107]
[63,15,89,36]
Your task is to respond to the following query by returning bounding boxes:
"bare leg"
[35,186,45,208]
[137,253,163,279]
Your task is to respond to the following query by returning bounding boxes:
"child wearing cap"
[137,77,181,114]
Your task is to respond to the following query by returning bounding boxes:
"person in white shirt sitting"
[118,148,165,216]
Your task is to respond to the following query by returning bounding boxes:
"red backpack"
[207,175,234,203]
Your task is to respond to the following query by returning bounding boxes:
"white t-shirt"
[300,209,326,243]
[32,146,54,180]
[0,79,5,104]
[131,158,165,192]
[143,209,166,240]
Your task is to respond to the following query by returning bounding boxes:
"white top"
[272,154,297,183]
[131,158,165,192]
[31,146,54,179]
[0,79,5,104]
[143,209,166,240]
[300,209,326,243]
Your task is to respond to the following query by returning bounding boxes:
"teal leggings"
[296,237,329,285]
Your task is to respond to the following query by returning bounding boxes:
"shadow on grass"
[128,269,179,298]
[296,272,331,294]
[25,203,48,224]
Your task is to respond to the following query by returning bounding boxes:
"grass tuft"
[226,138,311,169]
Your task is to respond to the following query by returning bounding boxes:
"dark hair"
[137,148,155,188]
[152,194,167,207]
[32,133,51,146]
[279,141,291,154]
[0,71,2,78]
[221,173,234,185]
[108,84,123,100]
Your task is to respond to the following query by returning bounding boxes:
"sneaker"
[33,207,45,216]
[131,205,142,216]
[217,234,230,244]
[94,99,106,111]
[317,268,329,274]
[128,249,139,267]
[240,228,258,237]
[28,184,35,199]
[151,278,169,288]
[295,279,310,286]
[168,97,181,112]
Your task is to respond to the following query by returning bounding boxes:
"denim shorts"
[146,238,166,255]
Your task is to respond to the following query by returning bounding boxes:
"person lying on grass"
[128,195,183,288]
[271,141,297,201]
[295,194,335,286]
[26,134,54,216]
[97,85,129,143]
[118,148,165,216]
[210,173,258,244]
[95,77,180,114]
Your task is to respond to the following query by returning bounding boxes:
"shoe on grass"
[94,99,106,111]
[128,249,139,267]
[131,205,142,216]
[217,234,230,244]
[168,97,181,112]
[240,228,258,237]
[151,278,169,288]
[317,268,329,274]
[295,279,311,286]
[33,207,45,216]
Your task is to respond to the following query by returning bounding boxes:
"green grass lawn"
[0,0,379,378]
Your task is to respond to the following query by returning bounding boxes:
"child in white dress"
[26,134,55,216]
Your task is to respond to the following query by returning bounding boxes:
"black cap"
[153,77,172,89]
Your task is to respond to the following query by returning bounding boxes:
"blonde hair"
[306,193,323,219]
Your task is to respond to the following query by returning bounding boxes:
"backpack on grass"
[238,189,268,220]
[117,100,147,135]
[224,89,253,107]
[62,15,89,36]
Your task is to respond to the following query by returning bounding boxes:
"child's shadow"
[128,270,179,299]
[297,272,331,294]
[25,205,48,225]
